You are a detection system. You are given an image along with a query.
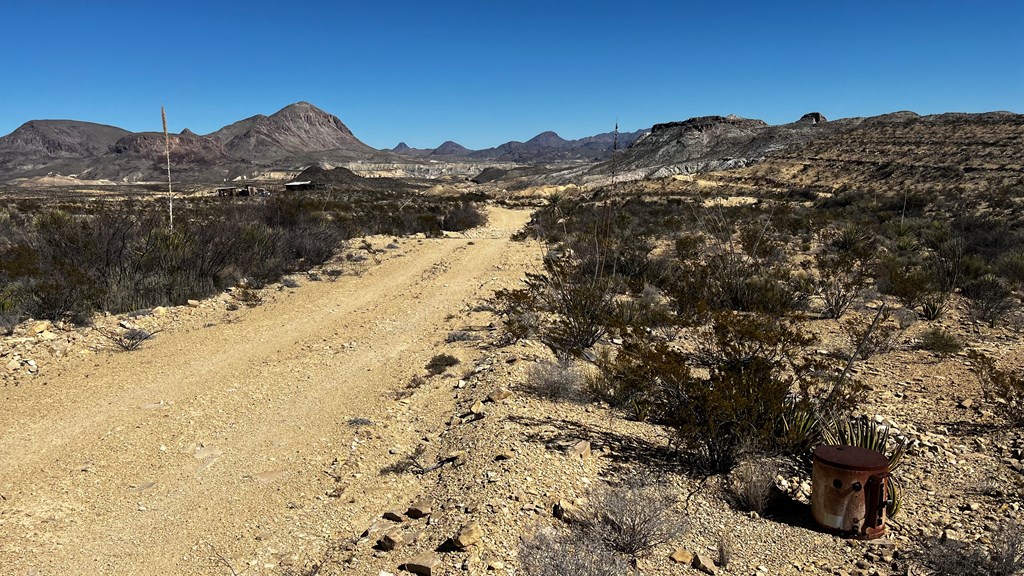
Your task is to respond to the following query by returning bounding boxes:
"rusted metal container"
[811,445,890,539]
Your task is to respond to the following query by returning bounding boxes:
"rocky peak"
[212,101,373,162]
[431,141,471,156]
[525,131,569,148]
[651,115,768,134]
[797,112,827,124]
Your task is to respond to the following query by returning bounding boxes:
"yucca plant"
[821,417,908,517]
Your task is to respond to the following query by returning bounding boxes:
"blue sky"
[1,1,1021,149]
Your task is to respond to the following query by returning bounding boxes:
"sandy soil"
[0,207,537,576]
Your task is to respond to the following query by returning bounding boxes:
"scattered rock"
[552,499,574,520]
[406,500,433,519]
[187,299,201,307]
[568,440,591,459]
[377,529,405,551]
[453,522,484,548]
[31,321,52,334]
[959,399,974,409]
[487,389,511,402]
[495,450,515,461]
[470,400,485,415]
[693,553,717,575]
[670,548,694,564]
[402,553,441,575]
[383,510,406,522]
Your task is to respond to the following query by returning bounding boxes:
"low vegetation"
[519,477,683,576]
[0,192,486,325]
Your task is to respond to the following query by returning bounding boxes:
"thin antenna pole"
[161,106,173,231]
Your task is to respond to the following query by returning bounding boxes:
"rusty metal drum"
[811,445,890,539]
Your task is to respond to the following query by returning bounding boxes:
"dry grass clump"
[525,358,585,400]
[922,521,1024,576]
[916,326,963,355]
[579,476,685,556]
[518,528,629,576]
[518,476,684,575]
[727,459,779,515]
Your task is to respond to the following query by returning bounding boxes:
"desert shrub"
[968,352,1024,426]
[579,477,685,556]
[963,274,1016,327]
[916,327,963,355]
[425,353,460,375]
[877,255,932,309]
[492,286,541,343]
[100,327,161,352]
[495,256,615,356]
[728,459,779,515]
[814,225,876,319]
[608,287,676,334]
[441,202,487,231]
[518,528,629,576]
[842,308,906,360]
[445,330,479,343]
[526,359,585,400]
[0,194,486,322]
[599,313,859,471]
[663,253,803,323]
[922,522,1024,576]
[996,249,1024,287]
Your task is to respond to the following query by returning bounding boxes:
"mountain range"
[1,103,1020,187]
[390,128,646,163]
[0,102,648,183]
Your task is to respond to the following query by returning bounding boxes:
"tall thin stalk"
[161,106,173,231]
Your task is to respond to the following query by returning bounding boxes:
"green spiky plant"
[821,417,908,518]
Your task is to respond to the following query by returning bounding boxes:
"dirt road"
[0,207,536,575]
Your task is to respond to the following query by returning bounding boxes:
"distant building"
[284,181,314,191]
[216,186,268,197]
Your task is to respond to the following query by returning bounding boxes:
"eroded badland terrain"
[2,107,1024,576]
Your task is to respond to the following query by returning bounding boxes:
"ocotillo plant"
[161,106,173,230]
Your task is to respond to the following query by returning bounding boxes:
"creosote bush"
[597,313,860,471]
[968,351,1024,426]
[425,353,460,375]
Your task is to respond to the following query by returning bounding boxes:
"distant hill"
[389,128,647,163]
[293,165,423,193]
[430,141,472,157]
[0,102,395,182]
[479,110,1023,189]
[0,120,131,177]
[715,111,1024,194]
[208,101,377,164]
